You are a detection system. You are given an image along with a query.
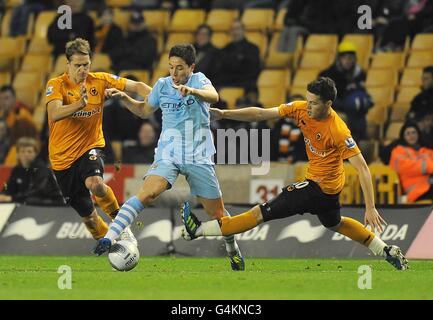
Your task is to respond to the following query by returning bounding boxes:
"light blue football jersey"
[147,72,216,164]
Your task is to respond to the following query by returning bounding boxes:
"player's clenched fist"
[105,88,126,99]
[210,108,224,121]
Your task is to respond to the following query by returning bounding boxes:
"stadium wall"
[0,203,432,259]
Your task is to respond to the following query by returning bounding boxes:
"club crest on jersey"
[316,133,321,141]
[46,86,53,96]
[89,155,97,161]
[345,137,357,149]
[90,87,98,96]
[67,91,74,96]
[110,74,120,80]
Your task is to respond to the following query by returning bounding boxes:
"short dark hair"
[423,66,433,76]
[169,44,196,66]
[0,85,15,97]
[196,24,213,37]
[307,77,337,103]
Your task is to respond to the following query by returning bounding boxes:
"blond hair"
[16,137,40,154]
[65,38,92,61]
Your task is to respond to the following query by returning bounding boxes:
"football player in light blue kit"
[93,44,244,270]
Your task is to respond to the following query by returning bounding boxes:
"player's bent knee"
[70,196,94,217]
[136,190,159,206]
[85,177,105,196]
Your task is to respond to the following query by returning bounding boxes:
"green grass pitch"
[0,256,432,300]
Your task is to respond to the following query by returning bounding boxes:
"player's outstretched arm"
[210,106,280,122]
[173,84,219,104]
[47,83,87,122]
[348,153,387,232]
[124,79,152,99]
[105,88,153,119]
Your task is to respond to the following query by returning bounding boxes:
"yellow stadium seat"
[386,121,404,140]
[32,103,46,132]
[399,68,423,88]
[1,9,12,36]
[0,36,26,71]
[390,104,410,122]
[164,33,194,52]
[150,68,169,85]
[53,54,67,74]
[265,32,301,69]
[395,86,420,104]
[15,87,40,108]
[273,8,287,31]
[411,33,433,51]
[218,87,244,109]
[366,69,398,87]
[370,52,405,70]
[13,71,45,90]
[299,51,333,70]
[119,70,150,83]
[259,87,286,107]
[245,32,268,60]
[155,53,169,71]
[211,32,231,49]
[169,9,205,32]
[366,104,387,126]
[7,0,24,6]
[258,69,291,91]
[34,11,57,38]
[91,54,112,72]
[368,164,401,204]
[241,8,274,32]
[112,9,130,35]
[106,0,131,7]
[292,68,320,88]
[206,9,239,32]
[0,71,11,86]
[367,86,394,108]
[304,34,338,56]
[341,34,373,70]
[27,37,53,55]
[21,54,52,74]
[143,10,170,34]
[407,51,433,68]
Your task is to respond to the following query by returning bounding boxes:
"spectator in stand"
[319,41,373,142]
[270,94,308,163]
[94,7,124,69]
[47,0,95,57]
[9,0,54,37]
[193,24,219,81]
[278,0,358,52]
[416,112,433,149]
[0,120,10,164]
[407,66,433,122]
[390,122,433,203]
[122,122,157,164]
[0,85,36,128]
[216,20,260,92]
[114,11,157,71]
[0,137,64,205]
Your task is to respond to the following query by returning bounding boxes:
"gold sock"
[85,214,109,240]
[336,216,375,246]
[94,185,119,220]
[219,210,258,236]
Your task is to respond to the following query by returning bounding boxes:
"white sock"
[198,220,222,236]
[223,210,239,254]
[368,236,387,256]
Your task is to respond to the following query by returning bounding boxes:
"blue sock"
[105,196,144,241]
